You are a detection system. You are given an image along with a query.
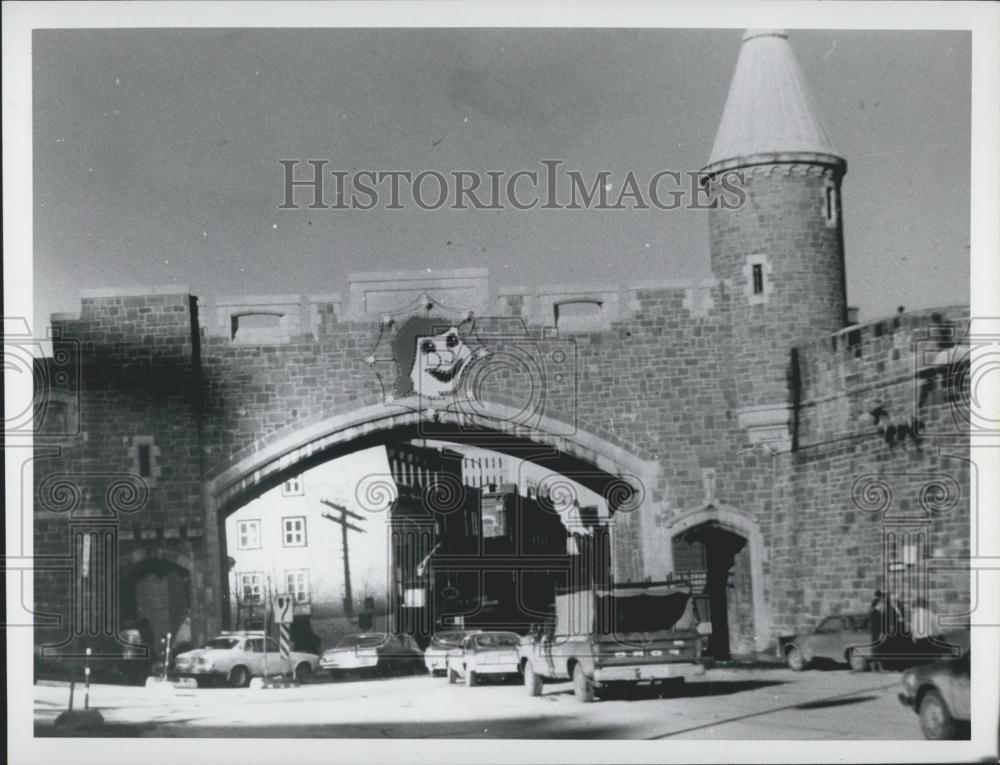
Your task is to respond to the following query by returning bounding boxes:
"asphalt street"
[33,665,924,739]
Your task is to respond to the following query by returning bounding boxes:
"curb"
[249,677,302,690]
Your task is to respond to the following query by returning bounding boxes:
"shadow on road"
[794,695,878,710]
[40,716,634,739]
[647,680,900,739]
[36,720,195,738]
[547,679,788,701]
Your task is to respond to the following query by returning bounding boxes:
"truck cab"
[520,583,705,702]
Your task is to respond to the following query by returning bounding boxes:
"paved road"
[34,666,921,739]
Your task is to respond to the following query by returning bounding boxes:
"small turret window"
[824,182,839,227]
[744,255,772,305]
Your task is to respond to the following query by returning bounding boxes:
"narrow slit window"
[825,186,837,223]
[137,444,152,477]
[751,263,765,295]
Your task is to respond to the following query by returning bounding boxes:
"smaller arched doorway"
[672,523,749,659]
[669,505,767,658]
[119,552,192,656]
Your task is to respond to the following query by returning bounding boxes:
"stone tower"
[704,29,848,450]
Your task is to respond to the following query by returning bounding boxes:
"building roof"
[705,29,844,172]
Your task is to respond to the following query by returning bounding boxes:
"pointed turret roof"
[704,29,845,173]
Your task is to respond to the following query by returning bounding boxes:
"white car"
[173,631,319,687]
[424,630,481,676]
[446,631,522,687]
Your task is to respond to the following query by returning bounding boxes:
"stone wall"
[32,273,971,655]
[34,288,209,645]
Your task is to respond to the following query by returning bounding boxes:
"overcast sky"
[33,28,970,337]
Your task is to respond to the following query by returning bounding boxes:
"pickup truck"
[519,583,705,702]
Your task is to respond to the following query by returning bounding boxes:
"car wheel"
[786,646,806,671]
[228,665,250,688]
[847,649,867,673]
[524,662,543,697]
[294,663,313,683]
[465,669,477,687]
[573,664,595,703]
[447,666,458,684]
[919,689,957,740]
[328,669,340,682]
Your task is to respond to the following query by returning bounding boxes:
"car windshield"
[204,638,239,650]
[338,634,384,648]
[432,632,467,646]
[476,633,519,648]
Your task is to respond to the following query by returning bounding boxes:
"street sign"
[272,594,294,625]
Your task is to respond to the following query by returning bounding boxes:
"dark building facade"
[385,444,595,643]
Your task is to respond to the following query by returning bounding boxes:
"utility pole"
[320,499,367,620]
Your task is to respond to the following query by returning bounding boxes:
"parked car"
[446,631,522,687]
[781,614,968,672]
[898,651,970,739]
[780,614,874,671]
[173,631,319,686]
[319,633,423,679]
[424,630,480,676]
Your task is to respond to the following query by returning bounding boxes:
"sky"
[32,28,971,341]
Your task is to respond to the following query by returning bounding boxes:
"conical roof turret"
[704,29,845,174]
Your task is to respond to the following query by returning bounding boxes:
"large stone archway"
[196,398,664,638]
[208,400,659,512]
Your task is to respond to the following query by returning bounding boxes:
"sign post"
[273,594,294,679]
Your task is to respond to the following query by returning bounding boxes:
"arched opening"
[668,505,768,657]
[210,414,653,652]
[118,553,192,657]
[672,523,748,659]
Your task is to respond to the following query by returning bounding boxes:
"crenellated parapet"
[793,305,970,451]
[56,270,733,346]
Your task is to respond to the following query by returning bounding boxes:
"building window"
[137,445,152,477]
[281,476,303,496]
[282,516,306,547]
[824,182,839,227]
[128,436,161,485]
[237,520,261,550]
[744,255,771,305]
[286,570,309,603]
[238,572,263,605]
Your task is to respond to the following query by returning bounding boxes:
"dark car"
[898,651,970,739]
[781,614,873,671]
[319,633,423,679]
